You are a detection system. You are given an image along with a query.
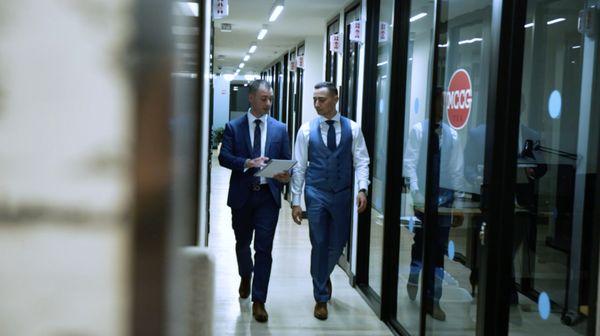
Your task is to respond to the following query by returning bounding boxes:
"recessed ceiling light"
[409,12,427,22]
[547,18,566,25]
[269,0,285,22]
[249,43,257,54]
[257,25,268,40]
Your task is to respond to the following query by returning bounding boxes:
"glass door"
[367,0,395,299]
[326,17,340,83]
[287,50,296,145]
[338,3,363,274]
[506,0,600,334]
[295,44,305,136]
[341,4,361,121]
[395,0,494,333]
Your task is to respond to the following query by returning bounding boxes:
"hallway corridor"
[209,152,392,336]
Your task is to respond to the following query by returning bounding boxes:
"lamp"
[269,0,285,22]
[257,24,268,40]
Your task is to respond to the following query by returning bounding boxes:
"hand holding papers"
[254,159,297,178]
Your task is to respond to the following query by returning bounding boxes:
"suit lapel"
[240,116,253,155]
[265,116,273,157]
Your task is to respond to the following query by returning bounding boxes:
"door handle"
[479,222,487,246]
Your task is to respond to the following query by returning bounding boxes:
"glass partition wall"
[361,0,599,334]
[506,0,599,334]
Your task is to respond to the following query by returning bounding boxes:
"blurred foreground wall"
[0,1,133,335]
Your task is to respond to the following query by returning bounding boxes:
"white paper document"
[254,159,297,178]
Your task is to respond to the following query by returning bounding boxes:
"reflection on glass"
[395,0,435,334]
[508,0,597,334]
[342,5,361,120]
[367,0,394,297]
[426,0,493,333]
[326,20,339,83]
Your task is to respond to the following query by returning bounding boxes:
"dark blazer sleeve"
[218,122,247,171]
[280,124,291,161]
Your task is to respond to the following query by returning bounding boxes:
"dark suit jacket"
[218,114,291,209]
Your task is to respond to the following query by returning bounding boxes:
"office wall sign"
[290,60,297,72]
[213,0,229,19]
[296,55,304,69]
[349,20,364,43]
[378,22,389,42]
[330,34,342,53]
[446,68,472,130]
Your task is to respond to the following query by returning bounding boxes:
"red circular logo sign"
[446,69,472,129]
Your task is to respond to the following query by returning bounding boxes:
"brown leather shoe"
[239,277,251,299]
[326,278,332,300]
[314,302,328,320]
[425,302,446,321]
[252,302,268,322]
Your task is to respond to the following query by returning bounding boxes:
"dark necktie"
[253,119,262,158]
[252,119,262,186]
[326,120,336,151]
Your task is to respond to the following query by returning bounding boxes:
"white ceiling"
[213,0,351,75]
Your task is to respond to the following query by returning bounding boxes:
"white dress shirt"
[291,113,370,206]
[403,120,463,194]
[247,110,268,184]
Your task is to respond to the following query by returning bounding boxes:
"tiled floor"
[209,153,392,336]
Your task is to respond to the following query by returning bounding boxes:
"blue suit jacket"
[218,114,291,209]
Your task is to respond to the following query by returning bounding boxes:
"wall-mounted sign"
[445,69,472,130]
[349,20,364,43]
[213,0,229,19]
[378,22,389,42]
[296,55,304,69]
[329,33,341,53]
[290,60,297,72]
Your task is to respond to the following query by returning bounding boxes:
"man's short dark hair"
[314,82,338,96]
[249,79,272,94]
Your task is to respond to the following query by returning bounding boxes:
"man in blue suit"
[218,80,291,323]
[291,82,370,320]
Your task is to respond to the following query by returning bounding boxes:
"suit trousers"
[231,187,279,303]
[409,210,451,303]
[305,185,352,302]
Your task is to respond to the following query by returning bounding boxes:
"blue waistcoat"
[306,117,353,192]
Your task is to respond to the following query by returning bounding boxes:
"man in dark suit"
[218,79,291,322]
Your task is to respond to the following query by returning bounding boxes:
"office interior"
[1,0,599,335]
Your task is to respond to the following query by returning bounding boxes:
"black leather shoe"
[239,277,251,299]
[252,302,268,322]
[314,302,328,320]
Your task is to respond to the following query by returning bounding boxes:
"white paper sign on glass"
[378,21,389,42]
[296,55,304,69]
[213,0,229,19]
[350,20,364,43]
[329,34,342,53]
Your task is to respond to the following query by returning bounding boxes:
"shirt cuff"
[358,181,369,192]
[292,194,301,207]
